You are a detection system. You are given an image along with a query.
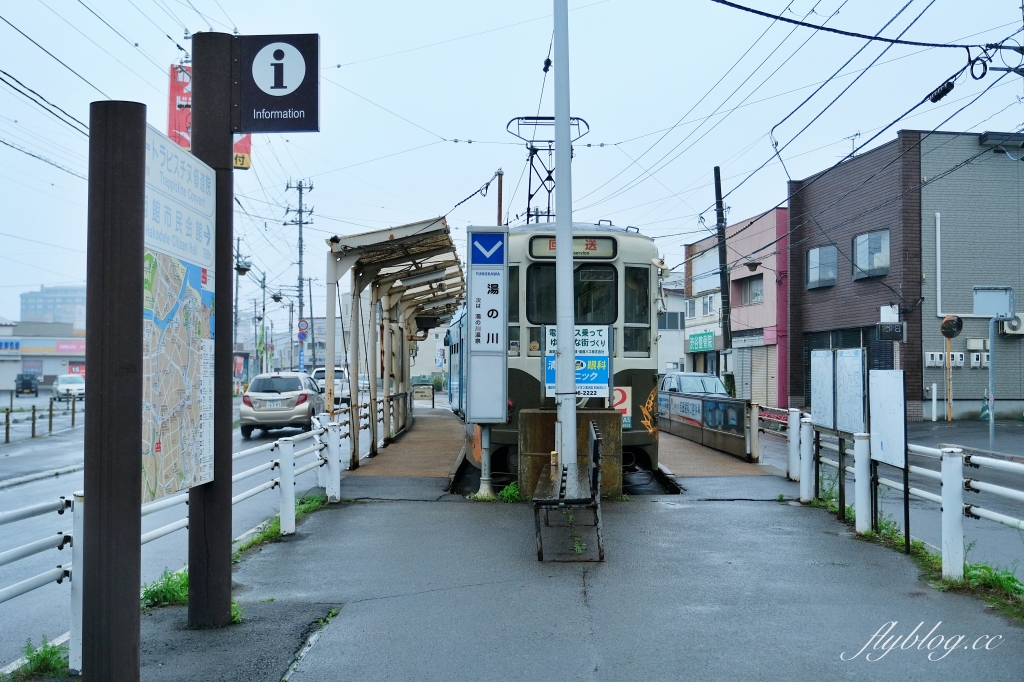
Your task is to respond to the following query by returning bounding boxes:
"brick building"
[787,129,1024,420]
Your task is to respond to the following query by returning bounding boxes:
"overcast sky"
[2,0,1023,335]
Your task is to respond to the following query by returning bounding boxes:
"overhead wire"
[0,137,87,179]
[0,12,110,98]
[0,71,88,136]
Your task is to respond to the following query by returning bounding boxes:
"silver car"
[240,372,325,438]
[53,374,86,402]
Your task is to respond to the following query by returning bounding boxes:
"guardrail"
[795,420,1024,581]
[0,409,371,673]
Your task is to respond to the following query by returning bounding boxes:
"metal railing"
[792,419,1024,581]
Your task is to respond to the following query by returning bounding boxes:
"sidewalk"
[129,465,1022,680]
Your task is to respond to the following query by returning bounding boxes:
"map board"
[810,349,834,430]
[868,370,906,468]
[835,348,866,434]
[142,124,216,502]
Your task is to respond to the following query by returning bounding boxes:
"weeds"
[234,493,329,558]
[776,493,786,502]
[499,481,522,503]
[5,637,69,680]
[316,608,340,627]
[141,568,188,609]
[231,598,243,624]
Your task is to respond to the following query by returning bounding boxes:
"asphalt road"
[0,406,378,668]
[758,421,1024,572]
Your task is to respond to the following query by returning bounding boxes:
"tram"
[447,220,664,476]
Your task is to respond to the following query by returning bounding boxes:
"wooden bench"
[532,421,605,561]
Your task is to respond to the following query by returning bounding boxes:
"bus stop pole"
[188,31,235,628]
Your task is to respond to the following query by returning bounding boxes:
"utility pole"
[261,272,266,373]
[289,301,294,370]
[714,166,732,354]
[496,168,503,225]
[308,277,316,367]
[233,237,240,352]
[285,180,314,326]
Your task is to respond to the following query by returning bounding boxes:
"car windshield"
[678,376,727,394]
[61,376,85,384]
[311,370,324,381]
[248,377,301,393]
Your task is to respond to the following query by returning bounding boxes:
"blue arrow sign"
[470,233,504,265]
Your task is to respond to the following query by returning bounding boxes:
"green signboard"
[689,331,715,353]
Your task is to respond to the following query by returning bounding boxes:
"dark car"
[15,374,38,397]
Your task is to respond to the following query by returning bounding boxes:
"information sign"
[835,348,866,434]
[465,226,508,423]
[142,125,216,502]
[544,326,611,398]
[869,370,906,468]
[238,34,319,133]
[810,349,835,430]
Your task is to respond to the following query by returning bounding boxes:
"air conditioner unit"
[970,352,981,368]
[999,315,1024,336]
[949,352,965,368]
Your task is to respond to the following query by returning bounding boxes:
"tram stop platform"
[127,406,1023,682]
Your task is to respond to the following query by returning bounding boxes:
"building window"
[736,275,763,306]
[702,295,715,317]
[852,230,889,280]
[658,312,680,330]
[684,299,696,319]
[806,245,838,289]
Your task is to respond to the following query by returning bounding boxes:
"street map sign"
[545,326,611,398]
[142,124,216,502]
[238,34,319,133]
[465,226,508,423]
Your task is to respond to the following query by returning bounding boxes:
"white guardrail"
[0,399,392,674]
[753,405,1024,583]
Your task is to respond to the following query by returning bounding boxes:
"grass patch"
[234,493,331,560]
[316,608,340,627]
[498,481,522,503]
[141,568,188,609]
[231,598,243,624]
[4,637,69,680]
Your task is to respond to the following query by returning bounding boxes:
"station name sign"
[238,34,319,133]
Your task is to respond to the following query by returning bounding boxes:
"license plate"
[265,399,281,408]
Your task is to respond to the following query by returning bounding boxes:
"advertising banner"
[544,326,611,398]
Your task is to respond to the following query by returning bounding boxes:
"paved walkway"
[350,403,465,479]
[658,429,769,477]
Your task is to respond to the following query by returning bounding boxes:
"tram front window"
[526,263,617,325]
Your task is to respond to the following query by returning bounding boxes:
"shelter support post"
[349,270,361,469]
[787,408,800,481]
[368,284,379,456]
[381,294,393,443]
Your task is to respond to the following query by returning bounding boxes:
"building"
[20,285,87,328]
[0,321,86,388]
[787,129,1024,420]
[656,283,687,372]
[683,208,789,407]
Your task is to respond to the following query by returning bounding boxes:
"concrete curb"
[0,464,84,490]
[445,440,467,492]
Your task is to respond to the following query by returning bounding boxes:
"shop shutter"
[735,347,751,399]
[766,344,778,407]
[751,345,767,405]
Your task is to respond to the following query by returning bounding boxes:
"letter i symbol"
[272,49,286,89]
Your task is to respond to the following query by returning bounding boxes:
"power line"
[124,0,190,57]
[321,76,447,141]
[0,71,89,135]
[711,0,1015,50]
[74,0,170,75]
[0,137,87,179]
[0,230,84,252]
[0,12,110,98]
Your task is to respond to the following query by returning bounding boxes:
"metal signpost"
[465,226,509,498]
[973,286,1016,449]
[940,315,963,422]
[189,30,319,631]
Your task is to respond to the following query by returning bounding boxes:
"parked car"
[659,372,729,396]
[53,374,86,401]
[14,373,38,397]
[240,372,325,438]
[358,373,370,391]
[310,367,350,405]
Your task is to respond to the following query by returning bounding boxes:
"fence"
[3,397,81,444]
[753,406,1024,582]
[0,393,398,674]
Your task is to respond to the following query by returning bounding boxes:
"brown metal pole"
[4,408,8,443]
[72,396,76,428]
[188,31,235,628]
[83,99,146,682]
[48,398,53,434]
[31,405,35,438]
